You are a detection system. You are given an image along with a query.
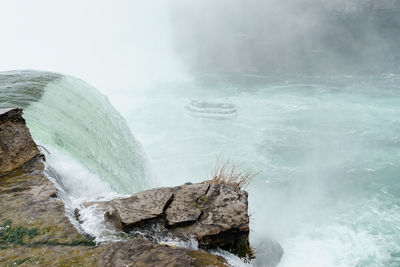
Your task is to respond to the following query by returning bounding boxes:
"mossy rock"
[0,245,105,266]
[236,235,254,260]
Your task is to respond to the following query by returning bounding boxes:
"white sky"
[0,1,184,95]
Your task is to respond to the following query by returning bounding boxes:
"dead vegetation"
[210,159,259,190]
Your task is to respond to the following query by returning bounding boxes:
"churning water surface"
[123,74,400,267]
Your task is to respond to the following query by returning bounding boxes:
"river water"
[124,73,400,266]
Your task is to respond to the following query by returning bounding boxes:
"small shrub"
[236,235,255,260]
[211,159,259,190]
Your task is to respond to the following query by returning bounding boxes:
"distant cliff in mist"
[169,0,400,75]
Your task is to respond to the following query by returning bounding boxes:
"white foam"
[279,224,390,267]
[45,147,116,201]
[212,249,253,267]
[40,145,126,242]
[78,204,123,243]
[159,236,199,250]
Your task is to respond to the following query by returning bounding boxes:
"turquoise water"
[124,74,400,266]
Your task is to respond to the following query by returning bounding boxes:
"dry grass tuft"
[211,159,259,190]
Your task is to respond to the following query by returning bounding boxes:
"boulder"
[0,108,40,175]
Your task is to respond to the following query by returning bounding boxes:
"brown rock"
[98,238,227,267]
[0,108,40,175]
[104,207,123,231]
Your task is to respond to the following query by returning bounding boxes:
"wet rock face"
[0,108,39,175]
[80,181,252,258]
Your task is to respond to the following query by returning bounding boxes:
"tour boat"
[185,100,237,119]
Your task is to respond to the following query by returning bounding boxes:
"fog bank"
[169,0,400,75]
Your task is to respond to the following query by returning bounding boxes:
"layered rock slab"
[84,186,176,230]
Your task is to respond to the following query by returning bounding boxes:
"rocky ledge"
[79,180,251,258]
[0,108,253,266]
